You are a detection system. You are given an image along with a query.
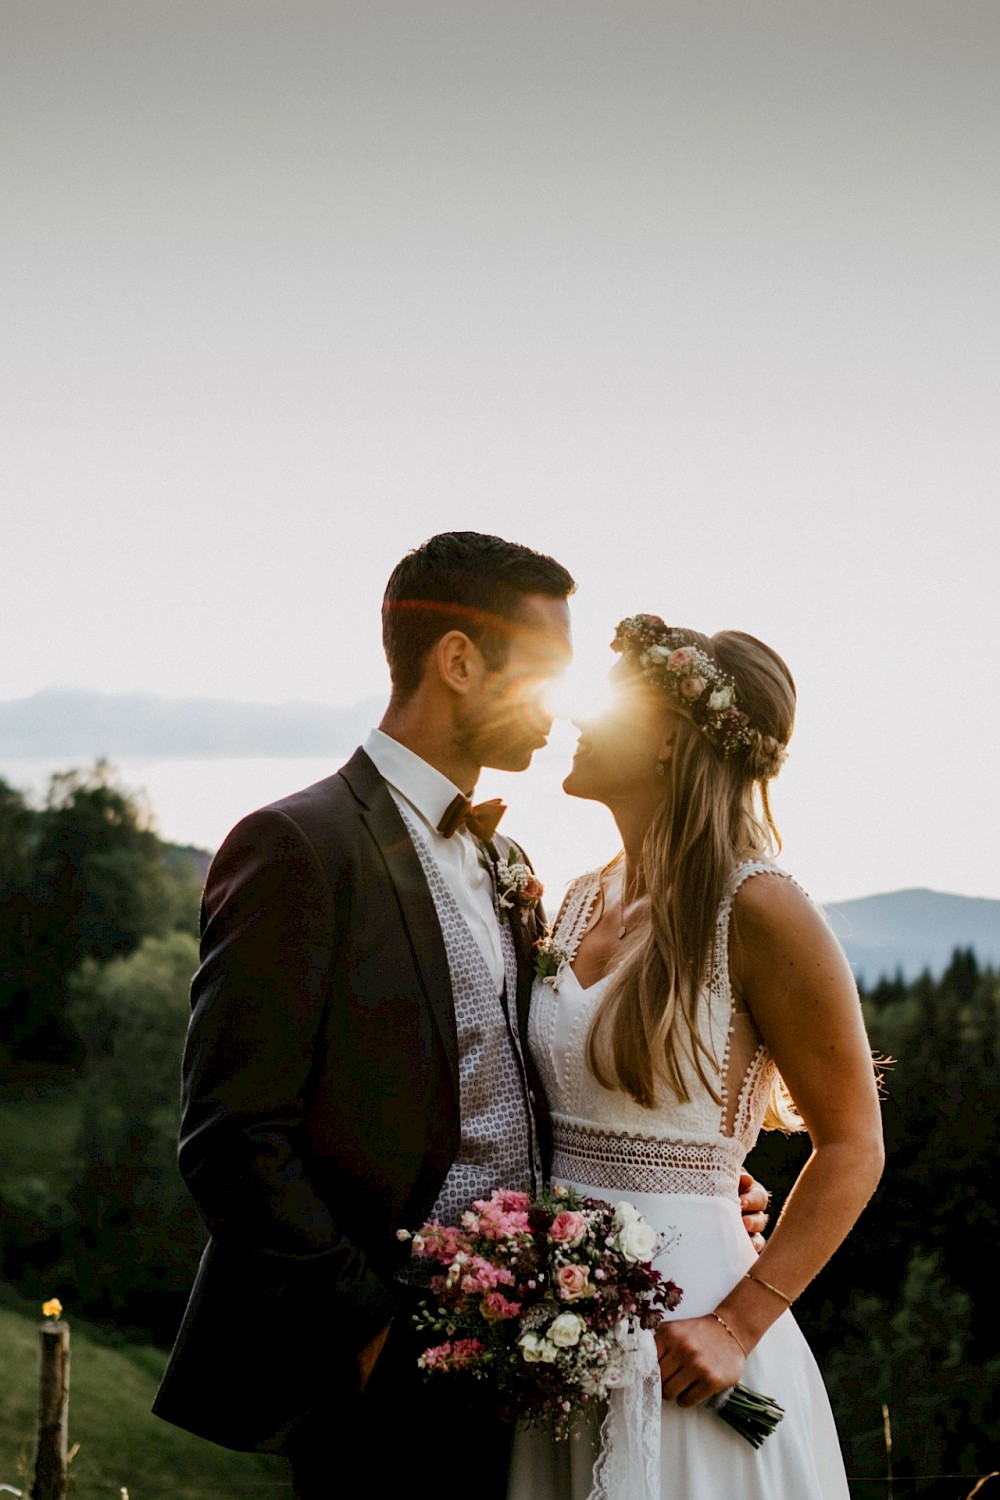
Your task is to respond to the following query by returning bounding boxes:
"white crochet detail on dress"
[550,866,603,965]
[551,1118,745,1198]
[530,859,795,1160]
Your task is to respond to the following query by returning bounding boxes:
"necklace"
[600,851,635,940]
[617,872,628,940]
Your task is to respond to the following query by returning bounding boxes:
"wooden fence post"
[30,1319,70,1500]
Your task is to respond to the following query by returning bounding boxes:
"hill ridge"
[823,887,1000,984]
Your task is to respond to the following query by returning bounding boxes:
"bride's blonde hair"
[586,627,803,1129]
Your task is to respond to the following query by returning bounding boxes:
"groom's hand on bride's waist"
[738,1171,770,1253]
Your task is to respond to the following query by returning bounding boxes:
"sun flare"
[547,660,617,726]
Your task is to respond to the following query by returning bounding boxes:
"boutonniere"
[533,931,571,991]
[495,844,544,925]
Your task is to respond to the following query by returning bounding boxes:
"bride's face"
[563,661,675,805]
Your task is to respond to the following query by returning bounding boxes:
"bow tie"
[437,794,507,843]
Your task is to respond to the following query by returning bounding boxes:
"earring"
[654,759,666,778]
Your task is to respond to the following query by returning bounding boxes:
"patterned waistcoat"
[398,806,541,1227]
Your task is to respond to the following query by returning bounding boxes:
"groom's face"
[458,593,573,773]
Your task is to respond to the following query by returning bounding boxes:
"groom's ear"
[435,630,483,696]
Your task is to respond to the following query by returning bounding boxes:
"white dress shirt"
[362,728,506,992]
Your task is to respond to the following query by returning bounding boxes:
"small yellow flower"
[42,1298,63,1320]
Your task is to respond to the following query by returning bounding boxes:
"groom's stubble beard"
[453,698,545,775]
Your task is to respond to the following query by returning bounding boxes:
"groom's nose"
[520,694,554,737]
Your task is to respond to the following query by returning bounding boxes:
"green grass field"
[0,1303,289,1500]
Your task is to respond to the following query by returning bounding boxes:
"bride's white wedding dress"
[508,861,850,1500]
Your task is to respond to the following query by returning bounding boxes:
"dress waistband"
[550,1116,745,1198]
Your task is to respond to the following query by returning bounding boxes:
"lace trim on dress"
[717,861,796,1149]
[532,870,606,1116]
[538,860,794,1152]
[590,1329,661,1500]
[552,867,603,961]
[735,1046,778,1147]
[551,1116,745,1198]
[707,860,788,1145]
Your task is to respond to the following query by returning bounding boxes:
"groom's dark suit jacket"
[153,748,549,1454]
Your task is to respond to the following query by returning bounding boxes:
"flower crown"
[611,615,754,759]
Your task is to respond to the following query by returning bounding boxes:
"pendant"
[617,923,627,940]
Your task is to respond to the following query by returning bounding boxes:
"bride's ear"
[656,720,677,767]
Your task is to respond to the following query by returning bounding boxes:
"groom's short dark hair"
[382,531,576,696]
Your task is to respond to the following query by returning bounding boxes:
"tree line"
[0,764,205,1339]
[0,761,202,1062]
[0,764,996,1491]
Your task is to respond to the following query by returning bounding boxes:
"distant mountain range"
[823,889,1000,985]
[0,689,385,758]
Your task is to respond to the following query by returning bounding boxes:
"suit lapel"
[340,750,459,1105]
[489,833,542,1054]
[512,901,541,1053]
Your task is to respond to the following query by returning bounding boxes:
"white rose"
[616,1215,658,1263]
[521,1333,559,1363]
[548,1312,586,1348]
[707,685,735,711]
[645,644,673,663]
[612,1200,641,1228]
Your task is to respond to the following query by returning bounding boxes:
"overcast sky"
[3,1,998,902]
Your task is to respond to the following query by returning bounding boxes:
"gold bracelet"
[709,1311,748,1358]
[745,1271,794,1306]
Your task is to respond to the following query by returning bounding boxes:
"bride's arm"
[656,873,884,1407]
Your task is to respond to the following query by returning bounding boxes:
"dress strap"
[551,867,603,961]
[713,860,794,982]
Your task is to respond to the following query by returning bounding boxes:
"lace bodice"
[530,860,792,1196]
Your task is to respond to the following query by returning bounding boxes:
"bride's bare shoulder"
[732,864,816,925]
[730,865,855,996]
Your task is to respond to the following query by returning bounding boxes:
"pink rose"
[556,1263,593,1301]
[667,647,695,670]
[517,877,544,906]
[680,674,707,701]
[549,1210,588,1248]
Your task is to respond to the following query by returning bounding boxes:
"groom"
[153,531,768,1497]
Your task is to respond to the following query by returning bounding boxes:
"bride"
[508,616,884,1499]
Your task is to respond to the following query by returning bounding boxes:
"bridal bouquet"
[401,1185,785,1448]
[400,1184,680,1439]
